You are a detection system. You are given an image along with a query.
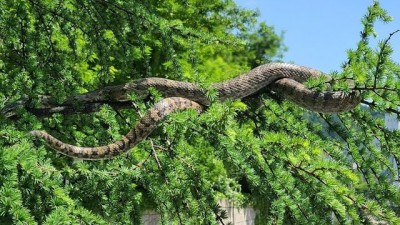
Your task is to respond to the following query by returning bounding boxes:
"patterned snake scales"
[30,63,361,160]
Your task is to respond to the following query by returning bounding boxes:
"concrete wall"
[385,113,399,131]
[142,211,161,225]
[219,200,256,225]
[141,200,256,225]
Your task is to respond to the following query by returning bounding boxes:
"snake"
[30,63,361,160]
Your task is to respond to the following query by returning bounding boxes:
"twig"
[361,100,400,116]
[150,140,163,172]
[373,29,400,89]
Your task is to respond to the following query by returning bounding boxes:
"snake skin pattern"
[30,63,361,159]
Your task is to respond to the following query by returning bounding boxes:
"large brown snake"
[30,63,361,160]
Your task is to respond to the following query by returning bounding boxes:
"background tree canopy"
[0,0,399,224]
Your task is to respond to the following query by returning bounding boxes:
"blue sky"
[234,0,400,73]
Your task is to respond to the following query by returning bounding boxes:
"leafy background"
[0,0,399,224]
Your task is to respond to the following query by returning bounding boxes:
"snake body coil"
[30,63,361,159]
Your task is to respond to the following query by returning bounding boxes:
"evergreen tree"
[0,0,399,224]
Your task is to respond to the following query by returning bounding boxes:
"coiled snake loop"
[30,63,361,159]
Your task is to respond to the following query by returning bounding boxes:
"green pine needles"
[1,0,400,224]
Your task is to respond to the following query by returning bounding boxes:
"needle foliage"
[0,1,399,224]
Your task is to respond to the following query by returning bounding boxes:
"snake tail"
[30,97,203,159]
